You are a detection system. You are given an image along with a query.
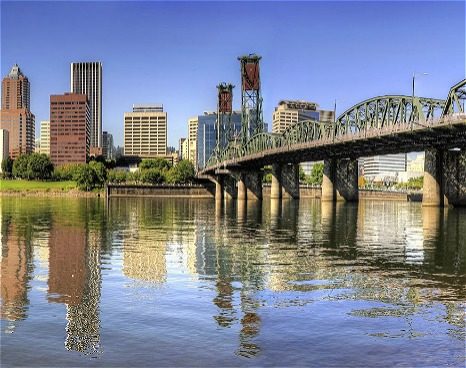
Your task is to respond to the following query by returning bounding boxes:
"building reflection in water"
[47,200,102,356]
[2,196,465,360]
[1,220,33,324]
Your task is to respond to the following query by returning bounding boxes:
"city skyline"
[1,1,464,148]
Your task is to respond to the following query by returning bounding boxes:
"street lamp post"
[412,72,429,102]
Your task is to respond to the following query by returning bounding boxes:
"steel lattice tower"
[216,83,235,151]
[238,54,263,143]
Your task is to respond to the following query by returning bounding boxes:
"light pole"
[412,72,429,102]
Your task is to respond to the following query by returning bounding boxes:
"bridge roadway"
[198,80,466,207]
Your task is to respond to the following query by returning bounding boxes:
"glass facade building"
[196,112,242,169]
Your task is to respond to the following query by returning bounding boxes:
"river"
[0,197,464,366]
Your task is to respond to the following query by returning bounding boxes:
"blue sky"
[1,1,465,147]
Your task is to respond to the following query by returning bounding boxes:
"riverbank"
[0,180,102,197]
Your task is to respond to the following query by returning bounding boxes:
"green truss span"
[204,79,466,170]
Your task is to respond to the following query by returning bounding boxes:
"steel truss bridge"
[200,79,466,175]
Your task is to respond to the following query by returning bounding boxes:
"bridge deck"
[200,115,466,174]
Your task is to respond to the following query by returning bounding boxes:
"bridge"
[199,79,466,207]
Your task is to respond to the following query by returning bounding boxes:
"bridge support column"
[424,148,466,207]
[336,158,359,202]
[244,171,263,200]
[281,163,300,199]
[215,177,224,201]
[322,158,358,202]
[322,159,336,201]
[237,174,247,201]
[270,164,282,199]
[223,175,237,200]
[443,149,466,206]
[423,148,444,207]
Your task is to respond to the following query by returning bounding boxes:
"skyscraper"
[70,62,102,148]
[187,117,198,166]
[123,104,167,157]
[0,64,35,158]
[50,93,90,165]
[102,131,114,160]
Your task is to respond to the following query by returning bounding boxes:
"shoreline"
[1,185,422,202]
[0,189,103,198]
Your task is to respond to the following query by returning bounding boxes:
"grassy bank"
[0,179,77,192]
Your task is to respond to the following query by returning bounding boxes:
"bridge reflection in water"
[0,197,464,365]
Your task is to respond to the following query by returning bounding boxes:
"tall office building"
[2,64,30,110]
[123,104,167,157]
[70,62,102,148]
[272,100,334,174]
[362,154,407,181]
[0,64,35,158]
[178,138,186,160]
[102,131,114,160]
[39,120,50,156]
[196,111,242,169]
[0,129,9,172]
[187,117,198,166]
[272,100,334,134]
[50,93,90,166]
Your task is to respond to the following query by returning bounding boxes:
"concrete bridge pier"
[245,171,263,200]
[281,163,300,199]
[237,171,263,201]
[423,148,444,207]
[224,175,237,200]
[270,164,282,199]
[423,148,466,207]
[322,159,336,201]
[336,158,359,201]
[270,163,300,200]
[237,174,247,201]
[214,176,224,201]
[322,158,358,202]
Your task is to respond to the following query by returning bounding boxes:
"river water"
[0,197,464,367]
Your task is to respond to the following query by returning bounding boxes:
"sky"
[1,1,465,148]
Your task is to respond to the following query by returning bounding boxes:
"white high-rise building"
[187,117,198,166]
[124,104,167,157]
[39,120,50,156]
[70,62,102,148]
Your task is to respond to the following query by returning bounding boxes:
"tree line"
[1,154,196,191]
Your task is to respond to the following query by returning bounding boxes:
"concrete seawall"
[107,183,422,202]
[106,184,215,198]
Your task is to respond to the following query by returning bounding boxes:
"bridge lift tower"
[238,54,264,144]
[216,82,235,152]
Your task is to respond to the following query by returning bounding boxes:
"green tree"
[139,158,171,171]
[166,160,195,184]
[128,170,141,184]
[141,168,165,184]
[309,162,324,185]
[12,154,30,179]
[53,163,82,181]
[89,161,107,188]
[27,153,54,180]
[107,169,127,183]
[1,157,13,177]
[74,164,98,191]
[299,165,308,182]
